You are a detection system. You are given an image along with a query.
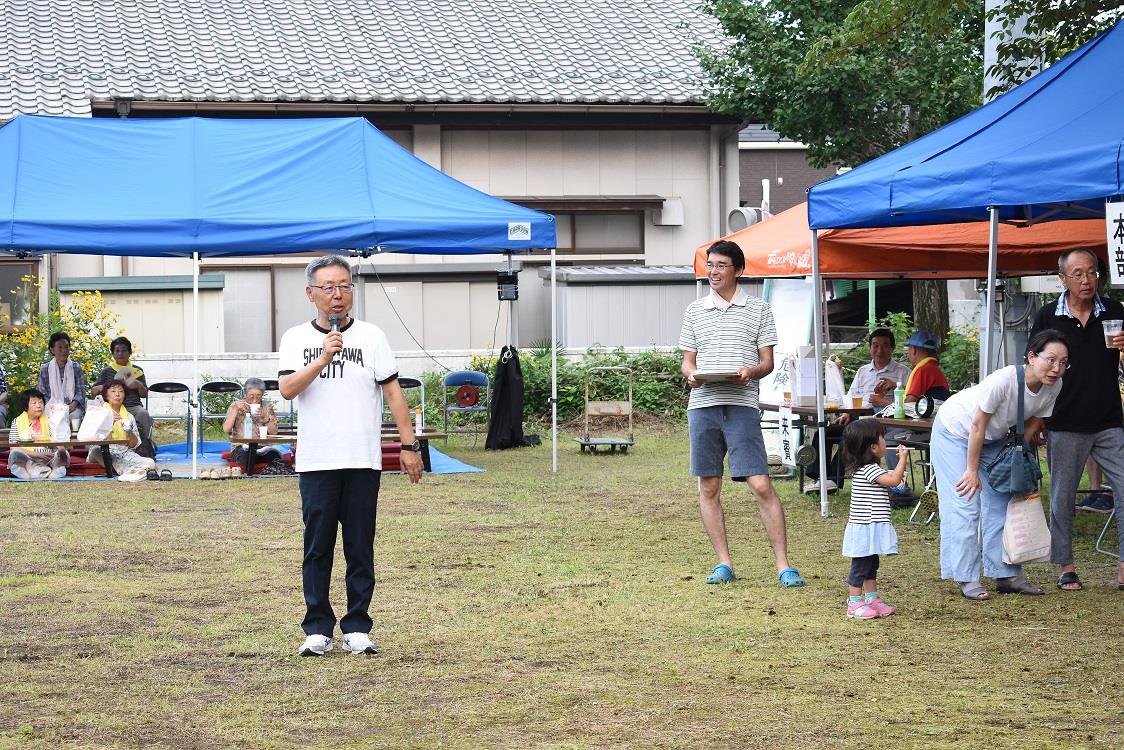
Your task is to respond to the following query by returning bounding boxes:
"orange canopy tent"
[693,202,1107,279]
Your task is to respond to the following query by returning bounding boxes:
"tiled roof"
[739,124,797,143]
[0,0,724,121]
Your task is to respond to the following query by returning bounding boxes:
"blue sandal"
[706,564,736,584]
[778,567,806,588]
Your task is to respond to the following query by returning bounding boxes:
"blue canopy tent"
[0,115,561,474]
[798,22,1124,515]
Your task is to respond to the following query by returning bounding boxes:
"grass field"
[0,427,1120,749]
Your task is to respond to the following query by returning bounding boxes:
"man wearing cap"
[902,330,951,403]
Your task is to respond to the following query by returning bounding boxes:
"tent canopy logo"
[508,222,531,241]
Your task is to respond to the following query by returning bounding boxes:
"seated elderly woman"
[90,336,155,458]
[7,389,70,480]
[89,381,157,479]
[222,377,280,464]
[37,331,86,426]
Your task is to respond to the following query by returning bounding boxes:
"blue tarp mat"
[808,22,1124,229]
[0,116,555,256]
[154,441,481,476]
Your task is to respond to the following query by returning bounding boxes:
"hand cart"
[575,366,634,454]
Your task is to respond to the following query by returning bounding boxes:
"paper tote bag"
[1002,492,1052,565]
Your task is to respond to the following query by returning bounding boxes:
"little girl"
[841,418,909,620]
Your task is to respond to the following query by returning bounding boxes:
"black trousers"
[299,468,381,636]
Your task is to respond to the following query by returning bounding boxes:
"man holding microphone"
[279,255,423,656]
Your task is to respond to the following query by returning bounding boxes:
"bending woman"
[931,329,1069,600]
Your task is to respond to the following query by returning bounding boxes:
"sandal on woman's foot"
[1056,571,1082,591]
[996,575,1044,595]
[958,581,990,600]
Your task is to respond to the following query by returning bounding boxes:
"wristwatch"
[400,439,422,452]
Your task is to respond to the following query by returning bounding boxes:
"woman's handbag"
[1002,490,1052,564]
[984,365,1042,495]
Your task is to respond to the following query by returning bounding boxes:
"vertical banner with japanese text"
[1106,200,1124,288]
[778,406,796,468]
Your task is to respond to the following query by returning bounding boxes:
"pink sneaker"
[866,597,896,617]
[846,600,879,620]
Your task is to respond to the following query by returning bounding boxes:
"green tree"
[809,1,1124,98]
[696,0,984,170]
[696,1,983,338]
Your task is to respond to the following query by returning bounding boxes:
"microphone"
[328,314,341,333]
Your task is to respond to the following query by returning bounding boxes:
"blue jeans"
[931,417,1021,582]
[299,469,381,637]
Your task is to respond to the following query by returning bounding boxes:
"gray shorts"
[688,405,770,481]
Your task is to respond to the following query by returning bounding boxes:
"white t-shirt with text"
[277,318,398,472]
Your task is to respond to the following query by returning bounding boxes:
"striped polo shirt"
[679,288,778,410]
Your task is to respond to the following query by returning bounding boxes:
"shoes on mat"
[342,632,379,655]
[705,563,736,584]
[298,634,333,657]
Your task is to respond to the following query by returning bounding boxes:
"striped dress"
[842,463,899,557]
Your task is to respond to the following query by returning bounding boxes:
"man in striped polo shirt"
[679,240,805,588]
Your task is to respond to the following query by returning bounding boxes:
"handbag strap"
[1015,364,1028,449]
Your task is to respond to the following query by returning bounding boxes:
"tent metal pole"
[811,230,829,518]
[550,246,558,474]
[982,207,999,378]
[192,251,199,480]
[507,252,518,347]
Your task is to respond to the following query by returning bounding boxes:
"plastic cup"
[1104,319,1122,347]
[851,396,864,409]
[782,389,792,405]
[258,426,268,439]
[249,403,260,416]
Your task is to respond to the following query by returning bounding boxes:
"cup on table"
[70,415,81,434]
[258,426,268,439]
[782,389,792,405]
[1104,319,1123,347]
[851,395,864,409]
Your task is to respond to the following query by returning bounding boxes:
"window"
[0,261,37,329]
[550,212,644,256]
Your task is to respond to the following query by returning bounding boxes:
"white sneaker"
[341,632,379,655]
[298,634,333,656]
[803,478,837,493]
[48,466,66,479]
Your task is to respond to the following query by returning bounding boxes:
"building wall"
[101,288,224,354]
[738,148,837,214]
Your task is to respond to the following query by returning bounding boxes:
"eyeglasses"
[1034,353,1070,370]
[1061,270,1099,282]
[309,283,355,295]
[705,262,733,271]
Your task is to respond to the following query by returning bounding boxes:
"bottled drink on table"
[243,413,254,439]
[893,381,906,419]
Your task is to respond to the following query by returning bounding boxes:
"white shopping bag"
[1002,491,1052,564]
[46,401,71,441]
[77,397,115,441]
[825,358,847,404]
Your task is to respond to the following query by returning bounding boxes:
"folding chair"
[146,381,194,456]
[1078,505,1120,558]
[442,370,489,444]
[909,472,939,525]
[197,380,243,440]
[263,378,296,434]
